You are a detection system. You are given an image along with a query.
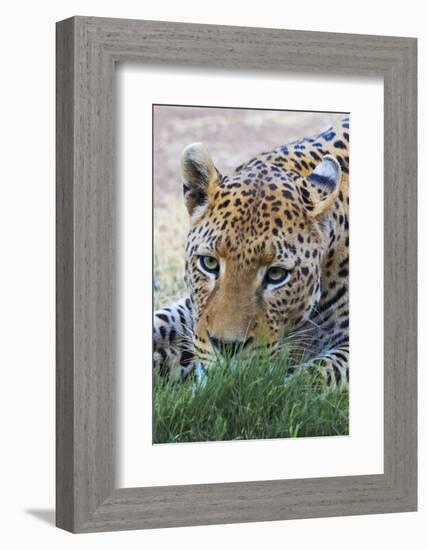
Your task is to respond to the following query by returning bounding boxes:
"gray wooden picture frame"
[56,16,417,533]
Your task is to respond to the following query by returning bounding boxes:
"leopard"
[153,117,349,387]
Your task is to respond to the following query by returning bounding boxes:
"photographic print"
[153,105,349,444]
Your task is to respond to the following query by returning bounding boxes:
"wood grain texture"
[56,17,75,532]
[56,16,417,533]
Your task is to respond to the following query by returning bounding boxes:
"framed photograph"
[56,17,417,532]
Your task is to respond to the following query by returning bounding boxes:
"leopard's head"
[181,143,342,365]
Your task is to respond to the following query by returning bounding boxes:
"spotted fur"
[153,117,350,386]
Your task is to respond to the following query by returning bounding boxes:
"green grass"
[153,346,349,444]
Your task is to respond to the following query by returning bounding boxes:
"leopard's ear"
[181,143,220,219]
[299,155,342,217]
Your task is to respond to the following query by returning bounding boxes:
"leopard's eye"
[264,266,291,288]
[198,255,220,276]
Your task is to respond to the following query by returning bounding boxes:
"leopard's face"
[181,144,341,365]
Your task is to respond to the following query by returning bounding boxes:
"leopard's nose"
[208,335,253,357]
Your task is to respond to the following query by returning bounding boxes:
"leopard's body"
[153,117,349,386]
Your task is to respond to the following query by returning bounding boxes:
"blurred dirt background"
[153,106,346,310]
